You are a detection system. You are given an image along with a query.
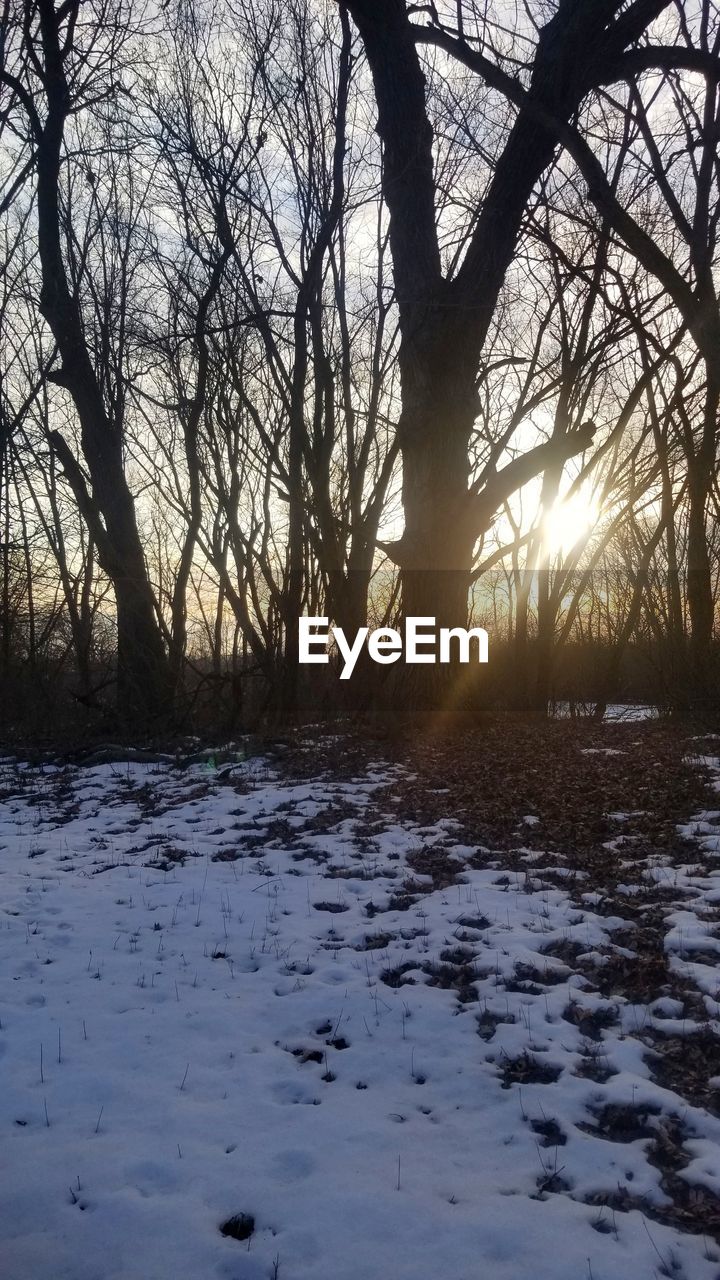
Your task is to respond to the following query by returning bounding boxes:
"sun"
[543,487,600,558]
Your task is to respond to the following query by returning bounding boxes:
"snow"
[0,752,719,1280]
[551,704,659,722]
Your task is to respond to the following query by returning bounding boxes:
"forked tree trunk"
[345,0,658,711]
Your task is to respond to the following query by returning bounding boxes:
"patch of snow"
[0,757,717,1280]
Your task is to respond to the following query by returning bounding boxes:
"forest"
[4,7,720,1280]
[2,0,720,737]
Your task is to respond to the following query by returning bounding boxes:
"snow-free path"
[1,750,719,1280]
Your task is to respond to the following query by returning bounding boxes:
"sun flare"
[543,488,600,558]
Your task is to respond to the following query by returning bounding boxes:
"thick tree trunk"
[110,533,172,723]
[513,585,531,709]
[686,461,715,717]
[391,381,476,709]
[279,362,306,722]
[683,362,720,720]
[47,412,171,729]
[534,571,555,719]
[398,391,475,626]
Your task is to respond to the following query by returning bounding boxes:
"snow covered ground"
[1,746,719,1280]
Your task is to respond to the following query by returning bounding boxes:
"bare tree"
[1,0,172,724]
